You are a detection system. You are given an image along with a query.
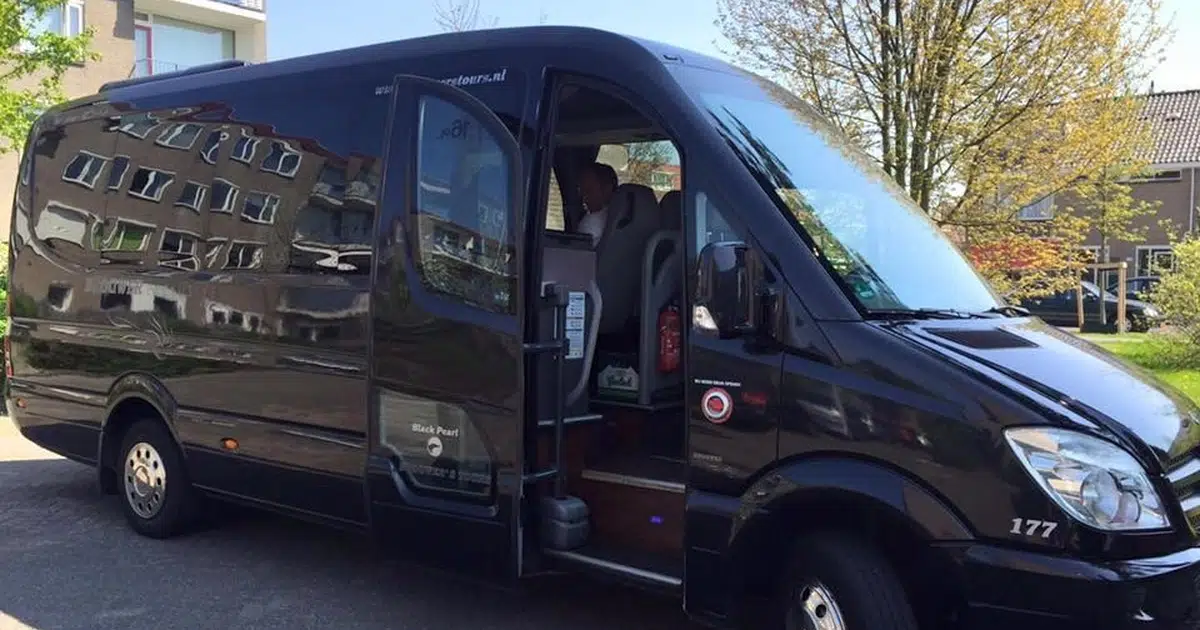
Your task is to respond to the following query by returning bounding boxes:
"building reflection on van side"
[12,100,381,358]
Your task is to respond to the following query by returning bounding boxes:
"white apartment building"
[1,0,268,239]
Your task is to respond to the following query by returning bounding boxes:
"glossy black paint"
[939,542,1200,628]
[9,25,1200,630]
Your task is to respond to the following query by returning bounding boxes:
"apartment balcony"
[134,0,267,61]
[129,59,182,78]
[212,0,265,11]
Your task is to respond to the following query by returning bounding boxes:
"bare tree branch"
[433,0,498,32]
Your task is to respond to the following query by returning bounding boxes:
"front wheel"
[779,532,918,630]
[117,418,199,538]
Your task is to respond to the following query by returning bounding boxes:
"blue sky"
[267,0,1197,93]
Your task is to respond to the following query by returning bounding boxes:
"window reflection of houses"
[20,99,380,346]
[293,158,379,274]
[276,286,369,346]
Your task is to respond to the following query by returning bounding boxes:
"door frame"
[364,72,529,582]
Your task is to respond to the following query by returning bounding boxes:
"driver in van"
[576,162,618,246]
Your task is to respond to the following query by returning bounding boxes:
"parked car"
[1107,275,1160,302]
[1019,280,1160,332]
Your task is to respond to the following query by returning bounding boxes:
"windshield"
[1081,281,1117,300]
[669,64,1003,316]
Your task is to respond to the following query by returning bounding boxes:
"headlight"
[1143,306,1160,318]
[1005,427,1169,531]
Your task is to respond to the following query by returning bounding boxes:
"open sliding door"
[366,73,527,581]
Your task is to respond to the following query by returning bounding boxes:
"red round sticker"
[701,388,733,424]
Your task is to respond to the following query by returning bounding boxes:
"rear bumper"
[941,542,1200,629]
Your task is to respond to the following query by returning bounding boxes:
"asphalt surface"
[0,420,698,630]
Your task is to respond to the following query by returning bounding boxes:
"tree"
[1146,236,1200,350]
[0,0,99,154]
[623,141,672,187]
[433,0,498,32]
[1063,164,1160,324]
[717,0,1170,279]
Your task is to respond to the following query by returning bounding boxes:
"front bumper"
[940,542,1200,629]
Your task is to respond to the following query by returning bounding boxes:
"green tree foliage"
[0,0,98,153]
[1146,237,1200,349]
[717,0,1171,296]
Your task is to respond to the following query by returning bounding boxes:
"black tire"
[116,418,199,538]
[777,532,918,630]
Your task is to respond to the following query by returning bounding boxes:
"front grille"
[1166,455,1200,533]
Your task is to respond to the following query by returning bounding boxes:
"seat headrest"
[659,190,682,231]
[606,183,658,231]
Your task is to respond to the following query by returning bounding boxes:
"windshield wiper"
[867,308,983,321]
[979,304,1030,318]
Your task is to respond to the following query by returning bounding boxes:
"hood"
[889,318,1200,467]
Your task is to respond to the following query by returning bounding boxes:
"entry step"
[543,542,683,591]
[580,453,686,494]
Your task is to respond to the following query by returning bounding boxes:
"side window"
[413,95,516,314]
[691,191,742,259]
[545,171,565,231]
[598,140,680,200]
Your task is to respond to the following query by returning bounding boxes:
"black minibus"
[8,26,1200,630]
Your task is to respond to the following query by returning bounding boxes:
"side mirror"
[694,241,765,338]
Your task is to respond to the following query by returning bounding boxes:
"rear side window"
[413,95,516,314]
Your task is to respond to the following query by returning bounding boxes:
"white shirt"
[578,208,607,246]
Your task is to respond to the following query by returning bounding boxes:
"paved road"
[0,421,697,630]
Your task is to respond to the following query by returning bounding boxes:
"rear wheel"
[779,532,918,630]
[117,418,199,538]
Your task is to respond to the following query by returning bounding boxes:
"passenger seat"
[595,182,660,337]
[636,190,685,405]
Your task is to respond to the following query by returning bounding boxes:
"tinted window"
[671,65,1003,315]
[413,95,516,314]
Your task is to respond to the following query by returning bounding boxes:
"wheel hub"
[123,441,167,519]
[791,580,847,630]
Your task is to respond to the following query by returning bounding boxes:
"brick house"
[1017,89,1200,278]
[0,0,268,241]
[15,99,379,347]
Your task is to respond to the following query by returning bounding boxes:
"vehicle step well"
[543,544,683,590]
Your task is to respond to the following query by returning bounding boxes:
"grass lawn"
[1080,332,1200,403]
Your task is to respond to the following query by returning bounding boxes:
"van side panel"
[8,64,400,525]
[8,101,120,464]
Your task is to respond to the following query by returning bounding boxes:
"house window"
[159,229,199,270]
[62,151,108,189]
[175,181,208,211]
[231,131,258,163]
[241,191,279,224]
[225,241,263,269]
[1137,246,1175,277]
[153,297,181,319]
[210,178,238,213]
[156,123,205,149]
[98,219,153,252]
[47,285,72,311]
[34,202,95,250]
[201,130,228,164]
[100,292,133,311]
[650,171,673,189]
[106,156,131,191]
[22,1,85,52]
[261,141,302,177]
[127,167,175,201]
[1018,195,1056,221]
[116,114,159,139]
[204,238,227,268]
[1127,170,1183,184]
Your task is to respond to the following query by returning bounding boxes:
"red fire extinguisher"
[658,305,681,373]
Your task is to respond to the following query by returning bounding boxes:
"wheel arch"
[726,455,974,624]
[97,373,181,495]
